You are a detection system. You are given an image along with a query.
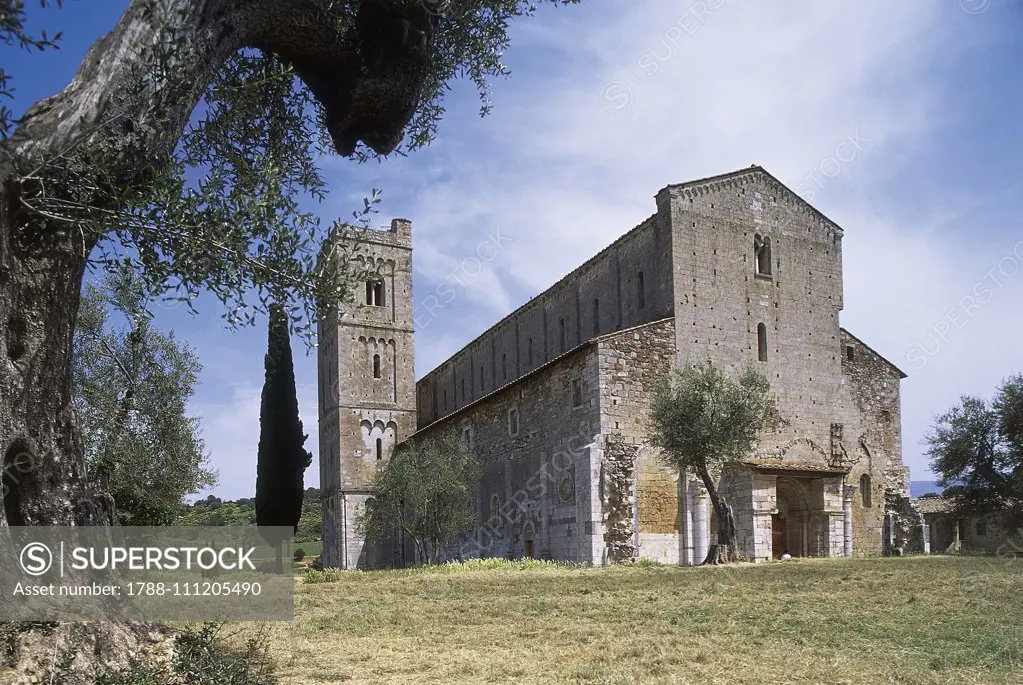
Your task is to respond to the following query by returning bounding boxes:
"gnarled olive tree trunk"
[698,469,740,565]
[0,0,435,528]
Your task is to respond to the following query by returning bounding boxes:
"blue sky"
[5,0,1022,500]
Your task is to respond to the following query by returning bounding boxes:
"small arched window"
[757,323,768,362]
[372,354,381,379]
[754,235,772,276]
[637,271,646,309]
[527,338,533,365]
[559,319,566,353]
[490,494,501,522]
[375,438,383,461]
[860,474,872,507]
[592,298,600,336]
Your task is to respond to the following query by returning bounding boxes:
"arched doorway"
[774,478,811,558]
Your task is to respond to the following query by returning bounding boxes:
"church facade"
[317,166,909,569]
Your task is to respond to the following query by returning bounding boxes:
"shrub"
[294,548,306,562]
[96,623,277,685]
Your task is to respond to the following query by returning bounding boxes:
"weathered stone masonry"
[318,166,910,568]
[318,219,417,569]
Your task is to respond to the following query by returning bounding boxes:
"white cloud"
[346,0,1014,482]
[182,0,1015,495]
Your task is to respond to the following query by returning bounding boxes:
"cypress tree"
[256,305,313,571]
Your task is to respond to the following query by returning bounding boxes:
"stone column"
[692,483,711,565]
[921,523,931,554]
[681,474,694,565]
[843,484,856,557]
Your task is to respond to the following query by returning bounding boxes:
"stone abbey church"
[316,165,909,569]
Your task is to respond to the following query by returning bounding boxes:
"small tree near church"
[255,305,312,572]
[650,361,771,564]
[360,433,481,565]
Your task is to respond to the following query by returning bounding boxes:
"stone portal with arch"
[773,476,812,558]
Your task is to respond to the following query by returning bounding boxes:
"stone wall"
[601,439,637,564]
[718,468,756,560]
[884,489,925,554]
[747,471,778,562]
[410,317,682,566]
[411,343,605,564]
[838,329,907,555]
[596,318,678,563]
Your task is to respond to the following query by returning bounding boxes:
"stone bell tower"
[317,219,416,569]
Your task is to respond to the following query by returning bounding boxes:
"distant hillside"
[178,487,322,542]
[910,481,944,498]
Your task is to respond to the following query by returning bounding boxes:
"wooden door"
[772,515,785,558]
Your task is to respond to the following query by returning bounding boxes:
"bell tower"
[317,218,416,569]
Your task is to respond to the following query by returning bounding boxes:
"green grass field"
[240,555,1022,684]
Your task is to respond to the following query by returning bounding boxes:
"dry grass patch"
[234,556,1022,684]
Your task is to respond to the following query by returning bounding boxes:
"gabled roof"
[662,164,845,237]
[841,328,909,379]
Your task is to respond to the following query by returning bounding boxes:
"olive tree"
[73,268,216,525]
[0,0,579,528]
[650,361,771,564]
[360,433,480,565]
[928,374,1023,531]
